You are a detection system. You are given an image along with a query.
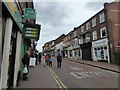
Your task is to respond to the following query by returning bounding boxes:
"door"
[7,36,16,88]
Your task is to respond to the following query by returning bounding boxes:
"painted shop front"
[92,38,110,63]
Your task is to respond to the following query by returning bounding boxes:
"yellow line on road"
[47,66,67,89]
[48,67,62,88]
[95,67,118,74]
[49,68,67,88]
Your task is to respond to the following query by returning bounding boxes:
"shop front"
[1,1,23,89]
[80,42,92,60]
[92,38,110,63]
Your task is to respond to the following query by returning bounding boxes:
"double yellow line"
[47,67,67,89]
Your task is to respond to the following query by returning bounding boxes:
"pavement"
[63,57,120,73]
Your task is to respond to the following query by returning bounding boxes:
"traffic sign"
[116,42,120,49]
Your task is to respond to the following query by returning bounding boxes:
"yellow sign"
[6,1,17,13]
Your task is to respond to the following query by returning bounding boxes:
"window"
[100,27,107,38]
[73,38,78,47]
[85,33,90,43]
[92,31,97,40]
[99,13,105,23]
[74,31,77,37]
[94,46,108,60]
[81,26,84,33]
[92,18,96,27]
[86,22,90,31]
[80,36,83,44]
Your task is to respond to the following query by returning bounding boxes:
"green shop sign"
[3,0,23,31]
[23,23,40,40]
[23,8,36,19]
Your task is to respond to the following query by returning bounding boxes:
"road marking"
[47,67,67,89]
[49,68,67,89]
[95,67,118,74]
[70,67,84,71]
[48,67,62,88]
[71,71,109,79]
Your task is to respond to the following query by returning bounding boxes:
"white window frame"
[92,31,97,40]
[85,33,90,43]
[100,27,107,38]
[99,13,105,24]
[86,22,90,31]
[74,31,77,37]
[92,17,96,27]
[81,26,84,33]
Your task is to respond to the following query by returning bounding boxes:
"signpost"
[23,8,36,19]
[23,23,41,40]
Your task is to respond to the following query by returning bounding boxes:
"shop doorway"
[7,34,17,88]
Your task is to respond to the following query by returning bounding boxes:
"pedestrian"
[35,52,38,65]
[57,53,62,68]
[49,55,53,67]
[22,51,30,80]
[38,52,42,64]
[44,54,49,66]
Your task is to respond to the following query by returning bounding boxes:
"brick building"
[43,1,120,64]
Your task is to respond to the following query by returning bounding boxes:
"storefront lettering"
[92,38,108,47]
[6,1,17,14]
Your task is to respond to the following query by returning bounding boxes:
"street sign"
[23,8,36,19]
[116,43,120,49]
[23,23,41,40]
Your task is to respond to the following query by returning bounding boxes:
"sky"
[33,0,114,52]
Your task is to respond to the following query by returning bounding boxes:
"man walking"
[22,51,30,80]
[57,53,62,68]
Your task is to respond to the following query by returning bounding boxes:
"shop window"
[92,31,97,40]
[99,12,105,24]
[104,46,108,60]
[92,17,96,27]
[94,46,108,60]
[100,27,107,38]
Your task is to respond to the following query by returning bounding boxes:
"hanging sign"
[23,8,36,19]
[23,23,41,40]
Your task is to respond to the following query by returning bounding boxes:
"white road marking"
[70,67,84,71]
[70,72,109,79]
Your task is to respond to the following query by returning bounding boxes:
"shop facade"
[80,42,92,60]
[0,1,23,89]
[92,38,110,63]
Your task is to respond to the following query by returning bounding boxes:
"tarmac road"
[18,57,119,89]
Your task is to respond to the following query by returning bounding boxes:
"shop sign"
[3,0,23,31]
[23,24,40,39]
[92,38,108,47]
[23,8,36,19]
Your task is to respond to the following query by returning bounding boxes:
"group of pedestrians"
[44,54,53,66]
[44,53,62,68]
[22,51,63,81]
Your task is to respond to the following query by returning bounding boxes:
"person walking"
[49,55,53,67]
[22,51,30,80]
[44,54,49,66]
[57,53,62,68]
[38,52,42,64]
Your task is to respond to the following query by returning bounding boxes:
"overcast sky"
[33,0,113,52]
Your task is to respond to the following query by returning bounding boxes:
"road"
[18,57,119,89]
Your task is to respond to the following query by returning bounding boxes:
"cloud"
[85,2,105,11]
[34,2,70,27]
